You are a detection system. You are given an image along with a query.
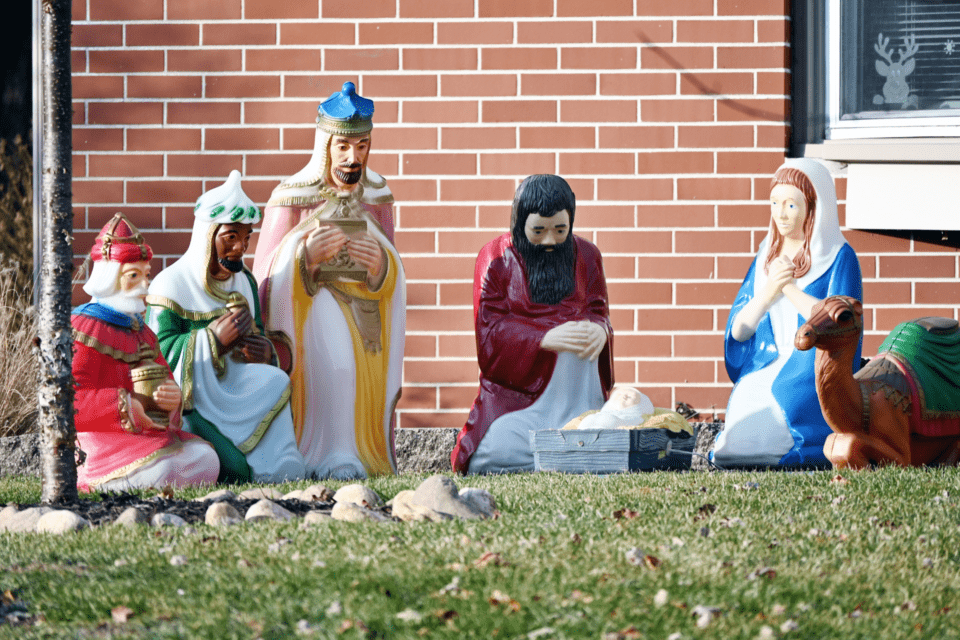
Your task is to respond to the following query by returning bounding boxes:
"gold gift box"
[315,219,368,283]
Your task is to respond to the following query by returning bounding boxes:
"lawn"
[1,468,959,639]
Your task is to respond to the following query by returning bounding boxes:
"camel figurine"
[795,295,960,468]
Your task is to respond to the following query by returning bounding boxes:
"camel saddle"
[856,317,960,437]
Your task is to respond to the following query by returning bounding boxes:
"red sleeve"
[72,342,127,434]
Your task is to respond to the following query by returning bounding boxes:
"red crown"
[90,213,153,264]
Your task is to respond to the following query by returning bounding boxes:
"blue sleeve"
[725,257,778,384]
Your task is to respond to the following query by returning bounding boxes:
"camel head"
[795,295,864,352]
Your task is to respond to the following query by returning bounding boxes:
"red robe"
[451,233,614,473]
[72,304,196,491]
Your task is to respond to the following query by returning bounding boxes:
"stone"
[302,510,333,526]
[245,499,294,522]
[205,502,243,527]
[36,510,91,534]
[169,555,188,566]
[0,505,54,533]
[113,507,149,527]
[410,475,484,520]
[394,428,457,474]
[193,489,237,503]
[238,487,284,501]
[691,422,722,471]
[333,484,383,509]
[301,484,334,502]
[0,433,41,478]
[282,489,303,501]
[151,513,188,528]
[458,488,497,517]
[330,501,392,524]
[388,490,450,523]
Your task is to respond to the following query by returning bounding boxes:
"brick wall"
[69,0,960,430]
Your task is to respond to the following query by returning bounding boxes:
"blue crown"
[317,82,374,135]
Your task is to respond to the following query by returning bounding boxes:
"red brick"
[205,75,280,99]
[637,308,713,331]
[73,155,87,179]
[718,98,788,122]
[637,360,715,384]
[601,256,637,279]
[404,256,476,280]
[88,102,162,126]
[403,153,477,176]
[168,49,242,73]
[442,127,516,149]
[677,230,751,254]
[518,21,593,44]
[559,152,634,176]
[599,72,676,96]
[73,76,124,100]
[642,46,713,72]
[439,22,514,45]
[682,20,755,44]
[206,128,280,151]
[567,178,594,201]
[718,0,788,16]
[598,125,673,149]
[127,75,203,99]
[757,124,790,148]
[637,151,713,175]
[204,23,278,46]
[641,99,714,122]
[859,256,877,280]
[912,233,960,253]
[562,0,633,15]
[284,75,361,99]
[279,23,355,45]
[321,0,394,18]
[143,232,194,256]
[246,49,323,72]
[758,19,790,43]
[843,230,911,254]
[438,230,499,254]
[876,308,957,332]
[522,73,595,96]
[87,207,164,231]
[392,231,435,255]
[400,205,476,229]
[613,334,673,357]
[128,128,202,152]
[168,0,242,20]
[758,71,789,95]
[597,179,673,201]
[442,74,517,97]
[439,284,475,307]
[167,154,245,178]
[717,204,769,228]
[360,22,433,45]
[673,334,725,358]
[673,385,732,412]
[246,152,321,178]
[348,75,434,99]
[126,23,199,47]
[915,282,960,304]
[562,47,637,70]
[680,72,753,96]
[245,0,317,18]
[404,100,478,123]
[396,386,437,410]
[480,152,556,175]
[400,0,473,18]
[439,385,478,408]
[520,126,593,149]
[73,24,123,48]
[596,20,672,44]
[608,282,674,306]
[678,177,751,201]
[595,230,673,254]
[72,50,87,74]
[73,0,86,21]
[407,308,473,332]
[390,179,438,201]
[126,180,203,204]
[678,125,753,149]
[717,255,755,279]
[479,0,553,17]
[73,128,124,152]
[403,48,480,71]
[398,412,469,430]
[482,48,557,70]
[404,282,438,306]
[89,154,163,178]
[862,281,911,305]
[484,100,556,123]
[879,256,956,279]
[561,99,635,122]
[635,205,709,228]
[717,151,784,174]
[323,48,399,71]
[718,45,789,69]
[375,127,439,151]
[440,179,516,202]
[73,180,124,207]
[167,102,241,125]
[89,0,162,21]
[89,50,163,73]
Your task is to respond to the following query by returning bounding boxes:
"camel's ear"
[852,299,863,315]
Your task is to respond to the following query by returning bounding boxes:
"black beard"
[334,164,362,185]
[516,236,576,305]
[218,257,244,273]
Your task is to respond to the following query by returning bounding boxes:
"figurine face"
[118,261,151,303]
[210,223,253,280]
[770,184,808,242]
[328,135,371,191]
[524,210,570,251]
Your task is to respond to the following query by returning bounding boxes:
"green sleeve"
[185,411,252,485]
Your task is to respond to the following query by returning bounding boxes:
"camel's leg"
[824,395,911,467]
[913,437,960,467]
[824,433,872,469]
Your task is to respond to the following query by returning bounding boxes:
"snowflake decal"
[946,40,956,55]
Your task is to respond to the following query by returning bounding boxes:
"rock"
[330,502,392,523]
[0,505,54,533]
[238,487,283,501]
[458,488,497,517]
[151,513,188,528]
[394,428,457,474]
[691,422,722,471]
[410,475,484,520]
[0,433,41,478]
[169,555,188,566]
[36,510,91,534]
[388,490,450,522]
[301,484,334,502]
[282,489,303,501]
[113,507,149,527]
[193,489,237,503]
[333,484,383,509]
[302,510,333,526]
[245,499,294,522]
[205,502,243,527]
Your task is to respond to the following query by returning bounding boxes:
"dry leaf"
[111,606,134,624]
[747,567,777,580]
[435,609,459,621]
[488,590,521,613]
[473,552,507,569]
[643,555,662,570]
[2,590,15,605]
[613,508,640,520]
[603,626,641,640]
[156,485,175,500]
[695,503,717,519]
[831,474,848,485]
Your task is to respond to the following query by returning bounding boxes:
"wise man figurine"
[147,171,306,484]
[72,213,220,491]
[252,81,405,480]
[451,174,615,474]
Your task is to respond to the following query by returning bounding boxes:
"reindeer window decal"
[873,32,920,109]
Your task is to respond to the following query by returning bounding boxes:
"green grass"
[2,468,959,639]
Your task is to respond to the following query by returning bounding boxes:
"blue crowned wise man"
[713,158,863,467]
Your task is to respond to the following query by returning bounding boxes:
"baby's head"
[604,387,645,410]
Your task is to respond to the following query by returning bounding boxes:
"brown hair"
[764,166,817,278]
